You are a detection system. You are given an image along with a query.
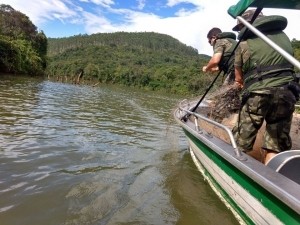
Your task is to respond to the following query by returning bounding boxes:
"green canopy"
[228,0,300,18]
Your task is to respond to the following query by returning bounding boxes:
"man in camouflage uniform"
[232,10,298,164]
[203,27,237,85]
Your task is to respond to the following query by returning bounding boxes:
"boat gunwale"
[174,106,300,215]
[175,0,300,221]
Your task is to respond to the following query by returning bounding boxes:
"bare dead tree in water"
[74,69,84,84]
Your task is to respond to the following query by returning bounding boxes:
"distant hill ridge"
[45,33,300,95]
[47,32,200,57]
[46,31,213,94]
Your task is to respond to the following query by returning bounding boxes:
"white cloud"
[110,0,239,55]
[0,0,80,24]
[137,0,146,10]
[166,0,200,7]
[1,0,300,55]
[80,0,239,55]
[83,11,115,32]
[89,0,114,7]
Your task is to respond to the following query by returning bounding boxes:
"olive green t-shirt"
[234,31,294,93]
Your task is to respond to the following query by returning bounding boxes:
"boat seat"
[266,150,300,185]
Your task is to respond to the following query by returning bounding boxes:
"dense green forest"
[292,38,300,64]
[47,34,300,94]
[0,4,47,75]
[46,32,211,94]
[1,4,300,95]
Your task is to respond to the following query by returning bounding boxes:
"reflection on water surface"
[0,76,238,225]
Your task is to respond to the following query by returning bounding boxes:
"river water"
[0,76,239,225]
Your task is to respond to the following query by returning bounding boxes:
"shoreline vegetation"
[46,32,213,95]
[1,4,300,96]
[0,5,47,76]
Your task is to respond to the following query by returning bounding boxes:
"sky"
[1,0,300,55]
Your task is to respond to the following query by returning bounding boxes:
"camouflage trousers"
[232,87,296,152]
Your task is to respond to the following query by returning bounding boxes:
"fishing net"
[206,84,241,122]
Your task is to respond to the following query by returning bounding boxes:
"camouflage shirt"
[213,38,234,55]
[213,38,236,78]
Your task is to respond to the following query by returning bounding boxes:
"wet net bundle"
[207,84,241,122]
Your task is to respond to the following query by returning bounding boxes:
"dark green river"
[0,75,239,225]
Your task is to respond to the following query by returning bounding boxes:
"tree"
[46,32,209,94]
[0,4,47,75]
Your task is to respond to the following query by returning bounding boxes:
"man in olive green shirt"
[232,10,297,164]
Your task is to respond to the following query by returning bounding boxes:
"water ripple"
[0,77,237,225]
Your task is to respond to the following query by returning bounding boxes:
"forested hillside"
[46,32,211,94]
[292,38,300,68]
[1,3,300,95]
[0,4,47,75]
